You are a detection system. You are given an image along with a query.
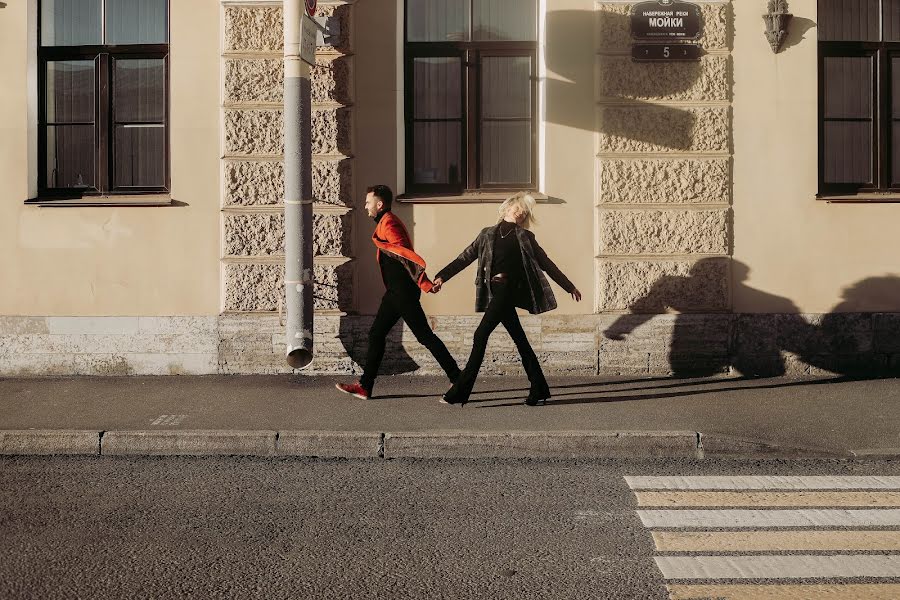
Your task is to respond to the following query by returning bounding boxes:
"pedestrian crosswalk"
[625,475,900,599]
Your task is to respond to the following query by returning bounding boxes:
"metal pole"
[284,0,314,368]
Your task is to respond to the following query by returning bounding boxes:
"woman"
[431,193,582,407]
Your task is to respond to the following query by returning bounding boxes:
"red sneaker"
[335,382,370,400]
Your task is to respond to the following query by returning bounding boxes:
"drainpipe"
[284,0,314,368]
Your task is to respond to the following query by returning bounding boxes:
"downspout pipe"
[284,0,314,368]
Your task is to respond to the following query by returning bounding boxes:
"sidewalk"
[1,374,899,459]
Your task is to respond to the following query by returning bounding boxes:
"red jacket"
[372,211,434,293]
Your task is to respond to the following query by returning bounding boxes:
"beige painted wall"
[732,0,900,313]
[0,0,221,316]
[353,0,596,316]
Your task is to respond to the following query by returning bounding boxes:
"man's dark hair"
[367,184,393,209]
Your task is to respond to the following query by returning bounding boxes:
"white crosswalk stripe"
[626,475,900,599]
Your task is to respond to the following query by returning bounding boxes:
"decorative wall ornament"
[763,0,792,53]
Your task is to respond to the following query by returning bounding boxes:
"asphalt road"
[2,457,900,599]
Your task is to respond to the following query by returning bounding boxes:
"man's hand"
[431,277,444,293]
[570,288,582,302]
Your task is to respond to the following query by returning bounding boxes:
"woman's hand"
[570,288,582,302]
[431,277,444,293]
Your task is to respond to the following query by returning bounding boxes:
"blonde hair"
[497,192,537,229]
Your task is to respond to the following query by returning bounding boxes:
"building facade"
[2,0,899,378]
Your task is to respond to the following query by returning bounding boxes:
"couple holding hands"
[335,185,581,407]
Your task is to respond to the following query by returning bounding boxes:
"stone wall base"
[1,313,898,377]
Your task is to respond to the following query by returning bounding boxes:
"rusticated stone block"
[598,258,729,312]
[224,212,350,257]
[224,159,352,206]
[225,57,352,106]
[224,58,282,105]
[597,55,729,102]
[224,261,353,312]
[225,109,282,156]
[599,106,730,154]
[312,56,352,105]
[598,209,729,255]
[312,107,352,155]
[224,4,352,55]
[313,159,353,206]
[225,109,351,156]
[224,5,283,53]
[596,3,729,52]
[598,158,730,204]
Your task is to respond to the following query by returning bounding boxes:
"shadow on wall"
[779,17,816,53]
[603,258,900,378]
[543,8,720,149]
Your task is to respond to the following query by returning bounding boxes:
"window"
[818,0,900,195]
[404,0,538,194]
[38,0,169,197]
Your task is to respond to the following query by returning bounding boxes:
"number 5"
[663,46,670,58]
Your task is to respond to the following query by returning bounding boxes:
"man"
[335,185,460,399]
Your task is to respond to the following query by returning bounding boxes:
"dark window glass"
[413,58,461,119]
[413,123,462,185]
[47,125,95,188]
[38,0,169,196]
[405,0,537,192]
[473,0,537,41]
[818,0,879,42]
[481,56,532,185]
[46,61,96,123]
[817,1,900,193]
[106,0,168,44]
[114,59,166,122]
[40,0,102,46]
[406,0,469,42]
[115,125,166,187]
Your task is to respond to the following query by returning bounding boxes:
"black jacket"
[435,224,576,314]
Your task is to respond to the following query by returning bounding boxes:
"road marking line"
[655,555,900,580]
[666,584,900,599]
[653,530,900,552]
[636,491,900,507]
[638,509,900,528]
[626,476,900,490]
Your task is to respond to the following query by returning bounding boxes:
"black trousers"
[444,280,549,404]
[360,286,460,393]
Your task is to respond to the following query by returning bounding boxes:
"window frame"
[37,1,170,199]
[403,3,538,195]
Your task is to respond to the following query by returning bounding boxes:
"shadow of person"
[604,259,804,377]
[798,276,900,376]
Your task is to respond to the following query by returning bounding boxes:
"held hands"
[430,277,444,293]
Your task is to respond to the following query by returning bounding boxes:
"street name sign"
[300,13,317,66]
[631,0,701,40]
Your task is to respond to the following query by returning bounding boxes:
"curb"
[101,430,277,456]
[382,431,700,459]
[0,429,872,459]
[0,430,101,455]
